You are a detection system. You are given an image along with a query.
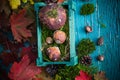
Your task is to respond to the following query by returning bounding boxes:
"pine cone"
[80,55,92,66]
[97,37,104,46]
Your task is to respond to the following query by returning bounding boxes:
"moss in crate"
[41,20,70,62]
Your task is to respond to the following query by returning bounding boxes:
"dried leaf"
[75,70,92,80]
[0,0,11,17]
[94,71,108,80]
[3,40,23,53]
[10,9,34,42]
[9,0,21,10]
[58,0,64,3]
[19,46,38,61]
[0,11,10,31]
[8,54,42,80]
[36,69,53,80]
[0,52,18,66]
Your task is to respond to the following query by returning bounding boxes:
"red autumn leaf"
[8,54,42,80]
[10,9,34,42]
[20,47,32,58]
[0,52,18,66]
[19,46,37,60]
[75,70,92,80]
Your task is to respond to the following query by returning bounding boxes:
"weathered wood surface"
[74,0,120,80]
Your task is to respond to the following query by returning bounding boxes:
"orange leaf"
[10,9,34,42]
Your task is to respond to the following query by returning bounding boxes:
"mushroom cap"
[46,37,53,44]
[39,4,66,30]
[53,30,66,44]
[46,46,61,61]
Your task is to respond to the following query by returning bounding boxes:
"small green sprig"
[80,3,95,15]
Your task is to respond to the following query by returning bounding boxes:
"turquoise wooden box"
[34,0,78,66]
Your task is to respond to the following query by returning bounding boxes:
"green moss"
[41,18,69,62]
[77,38,96,58]
[80,3,95,15]
[56,64,98,80]
[47,8,58,18]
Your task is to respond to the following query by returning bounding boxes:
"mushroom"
[53,30,66,44]
[46,46,61,61]
[46,37,53,44]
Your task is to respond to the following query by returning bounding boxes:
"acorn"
[97,55,104,61]
[53,30,66,44]
[46,37,53,44]
[46,47,61,61]
[85,26,92,33]
[97,37,104,46]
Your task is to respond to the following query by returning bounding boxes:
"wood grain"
[74,0,120,80]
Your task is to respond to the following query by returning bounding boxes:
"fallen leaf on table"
[94,71,108,80]
[0,0,11,17]
[9,0,21,10]
[3,40,23,53]
[75,70,92,80]
[36,69,53,80]
[0,11,10,32]
[0,52,18,66]
[10,8,34,42]
[19,46,37,59]
[8,54,42,80]
[58,0,64,3]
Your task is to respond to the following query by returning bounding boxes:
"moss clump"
[47,8,58,18]
[41,18,69,62]
[77,38,96,58]
[80,3,95,15]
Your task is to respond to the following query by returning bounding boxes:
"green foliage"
[56,64,97,80]
[41,18,69,62]
[77,38,96,58]
[80,3,95,15]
